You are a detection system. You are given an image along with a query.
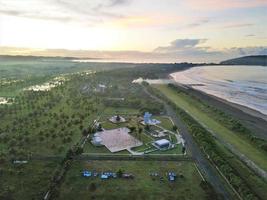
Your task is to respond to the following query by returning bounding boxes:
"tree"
[97,123,102,131]
[82,128,88,136]
[182,146,186,154]
[74,146,83,155]
[117,169,123,178]
[88,127,94,134]
[89,182,97,191]
[129,126,136,133]
[116,115,120,122]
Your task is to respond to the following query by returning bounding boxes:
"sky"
[0,0,267,63]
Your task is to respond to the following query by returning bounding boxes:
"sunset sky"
[0,0,267,62]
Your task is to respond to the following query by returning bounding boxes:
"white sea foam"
[171,65,267,115]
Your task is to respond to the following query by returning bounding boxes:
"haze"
[0,0,267,62]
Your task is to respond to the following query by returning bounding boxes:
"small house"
[154,139,170,149]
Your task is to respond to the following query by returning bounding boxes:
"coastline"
[189,85,267,122]
[168,75,267,140]
[169,65,267,119]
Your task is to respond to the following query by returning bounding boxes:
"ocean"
[170,65,267,116]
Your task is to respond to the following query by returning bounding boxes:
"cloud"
[0,9,73,22]
[0,0,132,24]
[54,0,129,18]
[227,46,267,56]
[1,43,266,63]
[154,39,208,53]
[96,0,132,8]
[245,34,255,37]
[185,19,210,29]
[185,0,267,10]
[152,39,267,62]
[223,23,254,29]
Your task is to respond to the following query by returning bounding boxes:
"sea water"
[170,65,267,115]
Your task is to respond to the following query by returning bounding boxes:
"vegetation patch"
[58,160,209,200]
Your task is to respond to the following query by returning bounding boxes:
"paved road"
[143,85,232,200]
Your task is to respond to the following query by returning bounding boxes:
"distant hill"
[220,55,267,66]
[0,54,99,61]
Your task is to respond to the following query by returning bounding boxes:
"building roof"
[155,139,170,146]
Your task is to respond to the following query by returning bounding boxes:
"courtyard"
[96,127,143,153]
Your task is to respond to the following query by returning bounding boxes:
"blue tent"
[83,171,92,177]
[168,172,176,181]
[101,174,108,179]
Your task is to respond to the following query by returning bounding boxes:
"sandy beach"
[170,65,267,116]
[174,83,267,140]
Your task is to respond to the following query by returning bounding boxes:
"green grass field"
[0,160,58,199]
[150,145,183,155]
[58,160,206,200]
[154,84,267,172]
[154,116,174,131]
[101,121,125,129]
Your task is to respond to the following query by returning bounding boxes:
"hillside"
[220,55,267,66]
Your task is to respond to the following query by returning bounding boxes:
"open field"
[0,56,137,97]
[58,160,207,200]
[150,145,183,154]
[0,59,224,199]
[154,84,267,172]
[154,116,174,131]
[0,160,58,199]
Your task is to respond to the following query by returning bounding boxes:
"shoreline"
[188,85,267,122]
[168,75,267,140]
[168,69,267,122]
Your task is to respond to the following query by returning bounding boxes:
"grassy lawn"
[0,160,58,200]
[154,116,174,131]
[83,141,130,154]
[131,144,153,152]
[58,160,207,200]
[150,145,183,155]
[101,121,126,130]
[154,84,267,172]
[139,132,154,143]
[169,133,177,143]
[83,141,110,153]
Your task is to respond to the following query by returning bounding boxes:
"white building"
[154,139,170,149]
[91,133,103,146]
